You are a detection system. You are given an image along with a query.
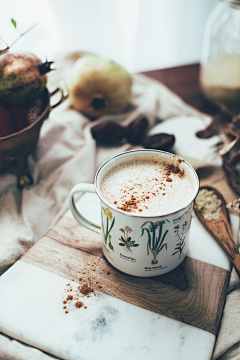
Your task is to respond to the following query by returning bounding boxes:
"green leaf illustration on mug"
[141,220,168,265]
[118,226,139,253]
[172,221,188,258]
[102,207,115,251]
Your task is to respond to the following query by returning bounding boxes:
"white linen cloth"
[0,52,238,360]
[0,52,205,276]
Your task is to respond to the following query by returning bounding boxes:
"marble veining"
[0,261,215,360]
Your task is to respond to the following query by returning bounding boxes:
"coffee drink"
[70,149,199,277]
[100,159,194,216]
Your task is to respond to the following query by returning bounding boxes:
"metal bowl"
[0,87,68,189]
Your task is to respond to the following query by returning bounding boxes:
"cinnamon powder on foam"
[100,159,193,215]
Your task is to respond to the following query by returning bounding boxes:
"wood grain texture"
[21,216,229,336]
[141,63,220,115]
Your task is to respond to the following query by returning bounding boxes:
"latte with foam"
[100,159,194,216]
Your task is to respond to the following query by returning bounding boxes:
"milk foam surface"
[100,159,194,215]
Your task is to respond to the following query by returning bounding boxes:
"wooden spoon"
[193,186,240,282]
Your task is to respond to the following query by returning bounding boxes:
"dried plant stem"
[237,214,240,248]
[10,23,38,48]
[0,37,9,48]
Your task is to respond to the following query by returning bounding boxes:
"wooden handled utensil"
[193,186,240,293]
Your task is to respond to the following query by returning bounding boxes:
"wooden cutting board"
[20,215,230,336]
[2,167,236,360]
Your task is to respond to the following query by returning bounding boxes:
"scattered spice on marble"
[79,284,94,296]
[62,257,107,314]
[195,189,222,220]
[75,301,84,308]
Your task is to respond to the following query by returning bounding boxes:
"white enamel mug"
[69,149,199,277]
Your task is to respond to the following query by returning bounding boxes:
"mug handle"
[69,183,101,234]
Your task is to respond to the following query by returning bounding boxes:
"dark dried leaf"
[125,116,149,145]
[91,121,126,146]
[142,133,175,151]
[196,107,233,139]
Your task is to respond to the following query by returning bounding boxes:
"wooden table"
[142,63,220,116]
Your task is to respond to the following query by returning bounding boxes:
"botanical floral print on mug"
[102,207,115,251]
[172,221,188,258]
[118,226,139,253]
[141,220,169,265]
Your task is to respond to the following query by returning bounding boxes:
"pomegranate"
[0,51,53,106]
[67,55,132,118]
[10,106,28,131]
[0,102,18,137]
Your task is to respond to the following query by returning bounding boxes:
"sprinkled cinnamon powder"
[75,301,84,308]
[100,159,192,215]
[62,261,102,314]
[80,284,94,296]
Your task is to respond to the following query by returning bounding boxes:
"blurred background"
[0,0,218,73]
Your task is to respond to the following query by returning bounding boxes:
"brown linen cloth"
[0,52,238,360]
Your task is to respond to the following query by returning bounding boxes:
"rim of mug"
[94,149,199,218]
